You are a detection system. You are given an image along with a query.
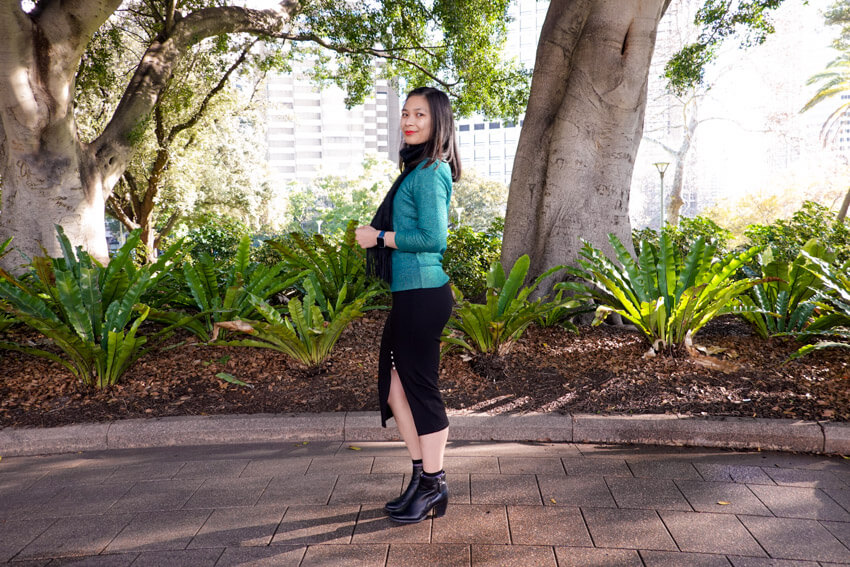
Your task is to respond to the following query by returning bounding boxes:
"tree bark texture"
[502,0,668,295]
[0,1,297,271]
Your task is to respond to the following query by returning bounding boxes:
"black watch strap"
[377,230,386,248]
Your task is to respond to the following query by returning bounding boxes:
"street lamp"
[653,162,670,227]
[454,206,464,226]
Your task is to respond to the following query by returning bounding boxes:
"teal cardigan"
[391,159,453,292]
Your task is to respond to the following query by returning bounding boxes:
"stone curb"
[0,412,847,457]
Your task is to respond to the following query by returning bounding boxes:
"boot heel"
[433,498,448,518]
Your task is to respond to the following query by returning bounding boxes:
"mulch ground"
[1,312,848,428]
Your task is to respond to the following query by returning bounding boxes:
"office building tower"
[264,67,399,185]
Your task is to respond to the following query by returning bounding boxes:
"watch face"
[377,237,385,248]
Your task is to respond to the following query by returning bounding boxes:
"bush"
[443,219,503,301]
[152,234,301,342]
[632,216,732,258]
[267,221,387,313]
[739,239,833,339]
[251,233,286,266]
[0,237,15,334]
[0,227,184,388]
[789,255,850,359]
[744,201,850,264]
[442,255,564,356]
[565,233,763,355]
[179,213,252,263]
[212,284,365,368]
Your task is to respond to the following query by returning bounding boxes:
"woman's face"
[401,94,432,146]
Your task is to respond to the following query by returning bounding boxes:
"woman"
[355,86,461,524]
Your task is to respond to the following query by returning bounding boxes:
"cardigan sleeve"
[393,163,450,253]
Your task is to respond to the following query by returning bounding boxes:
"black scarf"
[366,144,427,283]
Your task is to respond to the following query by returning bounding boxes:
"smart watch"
[377,230,386,248]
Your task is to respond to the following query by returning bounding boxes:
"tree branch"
[107,191,140,232]
[165,0,176,33]
[167,39,257,144]
[154,211,181,248]
[0,2,34,100]
[125,170,143,220]
[290,33,457,90]
[32,0,123,49]
[90,2,300,194]
[643,136,677,156]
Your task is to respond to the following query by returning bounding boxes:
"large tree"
[502,0,790,293]
[0,0,527,269]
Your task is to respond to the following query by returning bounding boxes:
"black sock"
[412,459,423,466]
[422,469,444,478]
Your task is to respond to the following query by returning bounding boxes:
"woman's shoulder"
[409,159,452,184]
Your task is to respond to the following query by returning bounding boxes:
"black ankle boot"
[385,462,423,513]
[388,470,448,524]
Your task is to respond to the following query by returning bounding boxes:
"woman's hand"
[355,225,379,249]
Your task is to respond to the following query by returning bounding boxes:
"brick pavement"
[1,440,849,566]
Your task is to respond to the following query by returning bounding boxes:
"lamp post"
[454,207,464,227]
[653,162,670,228]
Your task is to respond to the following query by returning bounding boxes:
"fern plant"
[212,284,365,368]
[267,220,387,312]
[739,239,833,338]
[788,255,850,358]
[442,255,564,355]
[0,227,183,387]
[0,237,16,334]
[155,234,302,341]
[536,287,592,331]
[565,233,764,354]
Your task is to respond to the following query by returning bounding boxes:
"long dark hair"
[401,87,462,182]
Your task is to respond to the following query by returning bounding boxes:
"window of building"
[489,122,501,129]
[459,124,470,132]
[474,123,485,130]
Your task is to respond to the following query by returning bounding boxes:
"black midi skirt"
[378,283,453,436]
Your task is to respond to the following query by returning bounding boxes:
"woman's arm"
[355,225,397,249]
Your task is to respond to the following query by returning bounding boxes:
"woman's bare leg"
[387,369,422,460]
[419,427,448,473]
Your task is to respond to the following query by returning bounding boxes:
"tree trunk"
[0,2,120,269]
[666,100,698,226]
[502,0,669,296]
[838,186,850,223]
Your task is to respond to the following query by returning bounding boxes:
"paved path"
[2,439,849,566]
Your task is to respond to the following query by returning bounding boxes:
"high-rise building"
[455,0,550,186]
[264,67,399,184]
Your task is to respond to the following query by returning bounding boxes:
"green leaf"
[53,269,95,343]
[216,372,252,387]
[498,255,529,316]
